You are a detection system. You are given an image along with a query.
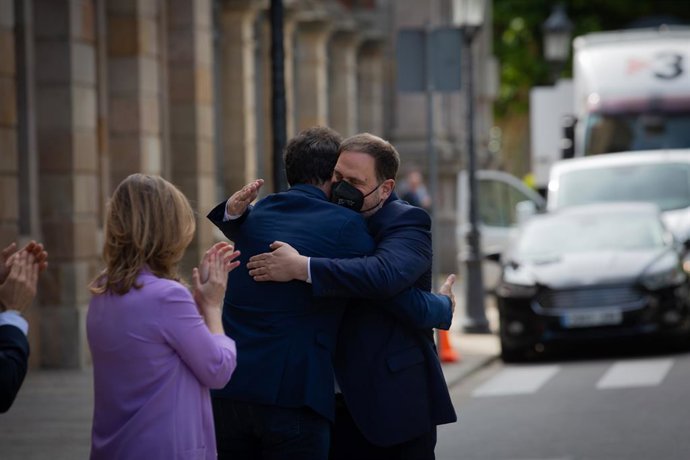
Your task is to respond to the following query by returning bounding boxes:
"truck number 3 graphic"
[654,52,683,80]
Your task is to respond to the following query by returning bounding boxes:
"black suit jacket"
[0,324,30,413]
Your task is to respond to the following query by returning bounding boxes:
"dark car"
[494,202,690,362]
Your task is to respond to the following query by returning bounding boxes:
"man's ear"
[380,179,396,199]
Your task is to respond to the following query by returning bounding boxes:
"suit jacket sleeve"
[311,204,448,330]
[310,205,432,299]
[384,288,453,330]
[0,324,30,413]
[157,284,238,389]
[206,201,251,241]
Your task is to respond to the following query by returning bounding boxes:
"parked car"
[547,150,690,244]
[494,202,690,362]
[456,170,546,292]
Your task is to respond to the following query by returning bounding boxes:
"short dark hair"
[284,126,343,186]
[339,133,400,182]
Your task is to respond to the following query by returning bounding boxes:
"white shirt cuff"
[307,257,312,284]
[223,206,243,222]
[0,310,29,336]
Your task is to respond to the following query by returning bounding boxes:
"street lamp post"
[270,0,288,192]
[542,3,573,82]
[542,4,574,158]
[454,0,490,333]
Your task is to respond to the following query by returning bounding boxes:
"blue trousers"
[212,397,330,460]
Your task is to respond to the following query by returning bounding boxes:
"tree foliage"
[493,0,690,119]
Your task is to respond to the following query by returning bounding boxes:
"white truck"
[570,26,690,156]
[528,27,690,192]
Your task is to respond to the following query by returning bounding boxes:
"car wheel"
[500,338,530,363]
[665,333,690,353]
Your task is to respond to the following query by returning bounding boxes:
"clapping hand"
[192,242,240,335]
[193,242,240,307]
[1,241,47,284]
[198,242,240,283]
[0,250,39,313]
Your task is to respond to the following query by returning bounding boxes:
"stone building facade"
[0,0,494,368]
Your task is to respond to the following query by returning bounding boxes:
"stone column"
[294,16,331,131]
[283,12,297,139]
[8,0,45,366]
[167,0,215,270]
[357,38,384,135]
[0,0,18,245]
[329,29,359,137]
[219,0,260,195]
[106,0,162,187]
[34,0,100,368]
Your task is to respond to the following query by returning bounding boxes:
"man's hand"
[246,241,309,282]
[1,241,48,284]
[439,274,456,315]
[0,250,39,313]
[0,243,17,284]
[226,179,265,217]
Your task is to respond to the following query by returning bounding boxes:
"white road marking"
[472,365,561,397]
[596,358,673,389]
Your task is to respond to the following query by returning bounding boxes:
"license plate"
[561,309,623,328]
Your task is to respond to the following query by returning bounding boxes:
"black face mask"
[331,180,382,213]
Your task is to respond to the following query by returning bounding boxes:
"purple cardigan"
[87,270,237,460]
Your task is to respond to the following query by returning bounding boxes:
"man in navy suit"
[207,127,453,459]
[0,241,47,413]
[244,133,457,459]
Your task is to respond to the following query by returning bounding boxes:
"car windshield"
[516,210,666,260]
[556,163,690,211]
[584,113,690,155]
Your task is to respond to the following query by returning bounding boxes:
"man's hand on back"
[226,179,265,216]
[247,241,309,282]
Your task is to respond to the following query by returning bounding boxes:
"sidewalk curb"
[444,354,500,389]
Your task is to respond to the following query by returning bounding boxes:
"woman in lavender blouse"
[87,174,239,460]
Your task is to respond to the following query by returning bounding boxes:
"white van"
[456,170,545,291]
[547,150,690,243]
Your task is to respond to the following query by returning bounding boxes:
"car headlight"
[496,282,537,298]
[497,266,537,298]
[641,266,686,290]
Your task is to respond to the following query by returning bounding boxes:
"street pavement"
[0,280,499,459]
[0,330,499,460]
[440,330,500,388]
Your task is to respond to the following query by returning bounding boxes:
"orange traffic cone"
[437,329,460,363]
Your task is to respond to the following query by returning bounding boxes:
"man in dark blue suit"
[1,242,47,413]
[207,127,453,459]
[245,133,457,459]
[0,321,29,413]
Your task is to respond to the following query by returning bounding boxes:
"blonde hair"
[90,174,196,295]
